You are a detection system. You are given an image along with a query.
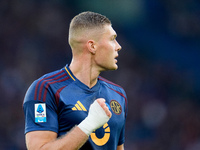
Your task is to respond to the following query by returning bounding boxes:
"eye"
[111,35,117,41]
[112,37,116,41]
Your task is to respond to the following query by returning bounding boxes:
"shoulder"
[24,68,71,103]
[98,76,126,97]
[37,68,68,83]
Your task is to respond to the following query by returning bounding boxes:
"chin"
[99,63,118,72]
[109,64,118,71]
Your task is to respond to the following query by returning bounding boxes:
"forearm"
[26,126,88,150]
[43,127,88,150]
[41,127,88,150]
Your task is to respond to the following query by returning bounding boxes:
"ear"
[87,40,96,55]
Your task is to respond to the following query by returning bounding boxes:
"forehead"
[102,25,117,37]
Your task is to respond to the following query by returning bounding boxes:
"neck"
[69,55,100,88]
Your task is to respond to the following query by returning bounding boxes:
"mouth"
[114,55,118,63]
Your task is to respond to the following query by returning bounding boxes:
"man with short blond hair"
[23,11,127,150]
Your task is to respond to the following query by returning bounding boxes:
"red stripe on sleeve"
[34,70,64,100]
[42,77,70,102]
[38,73,66,100]
[55,86,67,107]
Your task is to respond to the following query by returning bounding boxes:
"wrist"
[78,117,95,136]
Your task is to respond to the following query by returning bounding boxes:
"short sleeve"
[23,80,59,134]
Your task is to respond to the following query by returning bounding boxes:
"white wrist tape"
[78,100,110,136]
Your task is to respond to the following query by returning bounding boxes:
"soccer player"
[23,11,128,150]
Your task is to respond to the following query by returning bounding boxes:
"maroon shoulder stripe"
[98,76,121,88]
[42,76,70,102]
[38,73,66,101]
[55,86,67,107]
[34,70,64,100]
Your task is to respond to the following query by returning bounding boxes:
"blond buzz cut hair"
[68,11,111,47]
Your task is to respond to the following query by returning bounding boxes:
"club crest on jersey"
[110,100,122,115]
[35,103,46,123]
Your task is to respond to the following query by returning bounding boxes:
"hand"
[78,98,112,136]
[96,98,112,118]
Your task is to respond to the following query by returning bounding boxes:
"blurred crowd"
[0,0,199,150]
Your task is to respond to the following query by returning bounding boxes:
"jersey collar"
[64,64,100,92]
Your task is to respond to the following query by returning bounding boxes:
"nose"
[116,40,122,51]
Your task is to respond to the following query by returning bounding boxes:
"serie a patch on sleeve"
[35,103,47,123]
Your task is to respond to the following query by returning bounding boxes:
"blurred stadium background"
[0,0,200,149]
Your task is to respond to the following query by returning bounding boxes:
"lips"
[114,55,118,63]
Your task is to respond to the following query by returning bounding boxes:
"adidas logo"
[72,101,87,111]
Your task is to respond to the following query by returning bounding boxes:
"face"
[94,25,122,71]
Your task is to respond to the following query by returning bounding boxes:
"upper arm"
[26,131,57,150]
[117,144,124,150]
[23,80,59,135]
